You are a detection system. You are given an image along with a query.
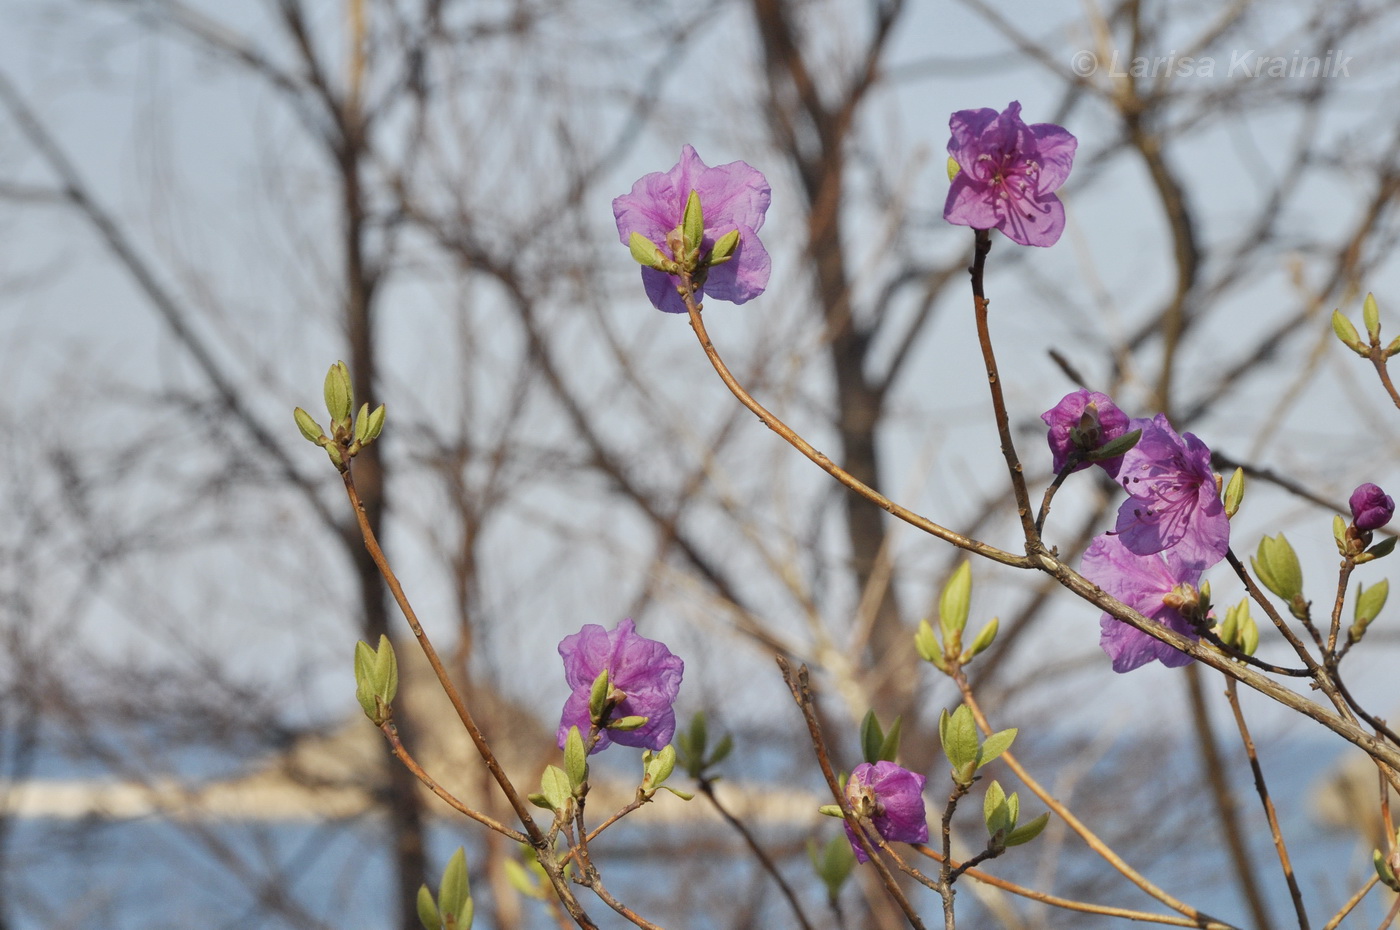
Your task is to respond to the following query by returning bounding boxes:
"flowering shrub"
[310,92,1400,929]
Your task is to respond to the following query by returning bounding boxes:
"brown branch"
[776,657,929,930]
[911,844,1239,928]
[379,721,528,843]
[1224,679,1309,929]
[340,467,598,930]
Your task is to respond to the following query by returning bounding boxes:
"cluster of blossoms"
[554,619,929,861]
[1045,391,1394,672]
[1043,391,1227,672]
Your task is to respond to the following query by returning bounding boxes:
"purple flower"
[1040,390,1131,477]
[557,619,683,754]
[1114,414,1228,570]
[843,761,928,863]
[613,145,771,313]
[1350,483,1395,531]
[1081,535,1203,673]
[943,101,1077,247]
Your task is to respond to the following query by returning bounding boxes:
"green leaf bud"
[564,726,588,791]
[1375,847,1400,892]
[939,705,979,781]
[1359,535,1399,564]
[1364,292,1382,342]
[983,780,1011,837]
[681,190,704,264]
[1223,468,1244,519]
[438,847,473,930]
[808,833,856,904]
[1252,534,1304,603]
[1333,309,1367,356]
[708,732,734,768]
[878,716,903,763]
[588,669,610,722]
[353,635,398,726]
[1387,334,1400,358]
[914,619,944,669]
[962,617,999,663]
[939,562,973,651]
[540,765,571,813]
[946,156,961,181]
[859,710,884,766]
[503,857,546,899]
[609,715,649,731]
[294,407,326,444]
[1334,514,1349,556]
[708,229,740,266]
[1086,428,1142,461]
[324,360,354,425]
[643,744,677,791]
[1350,579,1389,644]
[628,232,670,270]
[417,885,440,930]
[362,403,386,443]
[817,804,845,818]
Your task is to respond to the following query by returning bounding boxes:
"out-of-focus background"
[3,1,1400,927]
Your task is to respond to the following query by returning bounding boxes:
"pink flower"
[1081,535,1202,673]
[944,102,1077,247]
[613,145,771,313]
[1114,414,1228,571]
[843,761,928,862]
[557,619,683,754]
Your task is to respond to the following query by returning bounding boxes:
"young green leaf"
[978,727,1017,770]
[939,561,973,647]
[1005,812,1050,847]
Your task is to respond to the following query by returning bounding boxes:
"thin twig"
[696,778,817,930]
[967,228,1036,543]
[680,285,1030,569]
[1321,875,1378,930]
[911,845,1239,928]
[955,680,1230,925]
[776,657,929,930]
[380,722,528,843]
[1224,679,1308,929]
[341,468,598,929]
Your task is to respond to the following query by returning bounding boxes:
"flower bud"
[1350,483,1395,532]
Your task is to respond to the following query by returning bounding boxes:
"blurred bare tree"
[3,0,1400,927]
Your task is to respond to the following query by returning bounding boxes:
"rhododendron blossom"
[1114,414,1228,570]
[843,761,928,862]
[613,145,771,313]
[943,101,1077,247]
[557,619,683,754]
[1081,535,1203,673]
